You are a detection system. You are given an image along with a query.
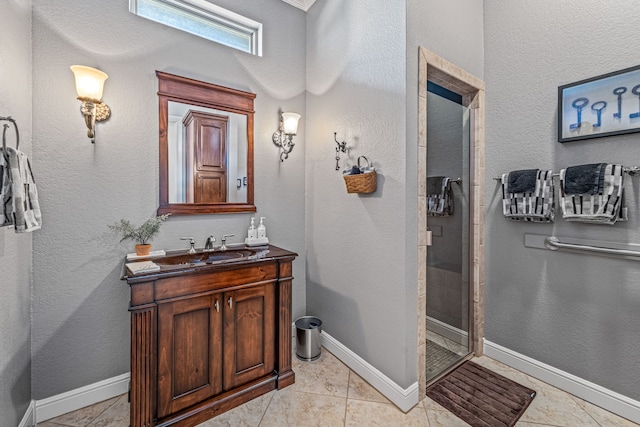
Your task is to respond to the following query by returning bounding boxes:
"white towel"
[560,164,626,225]
[3,147,42,232]
[501,170,555,222]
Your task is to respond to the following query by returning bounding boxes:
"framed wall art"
[558,64,640,142]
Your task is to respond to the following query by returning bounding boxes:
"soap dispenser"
[257,217,267,239]
[248,217,257,239]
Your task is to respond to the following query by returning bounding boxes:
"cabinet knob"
[228,297,233,309]
[215,300,220,312]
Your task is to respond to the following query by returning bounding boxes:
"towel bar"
[493,165,640,181]
[524,233,640,261]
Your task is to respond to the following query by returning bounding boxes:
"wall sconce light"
[272,112,300,161]
[70,65,111,143]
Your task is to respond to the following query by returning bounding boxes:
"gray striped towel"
[501,169,554,222]
[560,164,626,225]
[0,150,11,227]
[2,147,41,232]
[427,176,453,216]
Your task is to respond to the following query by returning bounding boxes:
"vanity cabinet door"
[223,283,276,390]
[157,294,223,418]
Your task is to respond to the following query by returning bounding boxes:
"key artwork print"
[558,64,640,142]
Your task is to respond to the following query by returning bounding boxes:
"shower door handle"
[426,230,432,246]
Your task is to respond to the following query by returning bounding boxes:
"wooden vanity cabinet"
[126,247,296,427]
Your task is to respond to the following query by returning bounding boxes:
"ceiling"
[280,0,317,12]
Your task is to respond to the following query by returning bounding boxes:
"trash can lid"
[295,316,322,329]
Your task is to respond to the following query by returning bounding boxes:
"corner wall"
[0,1,33,426]
[305,0,411,387]
[31,0,306,399]
[484,0,640,400]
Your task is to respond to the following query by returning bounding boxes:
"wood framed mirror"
[157,71,256,215]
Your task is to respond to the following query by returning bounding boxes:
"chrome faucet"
[180,237,196,254]
[204,235,216,251]
[220,234,235,251]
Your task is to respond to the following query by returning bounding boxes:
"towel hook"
[334,132,347,171]
[0,116,19,152]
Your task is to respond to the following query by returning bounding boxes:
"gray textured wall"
[0,1,33,425]
[31,0,306,399]
[484,0,640,399]
[305,0,411,387]
[305,0,484,388]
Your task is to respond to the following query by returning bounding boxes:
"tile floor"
[38,348,639,427]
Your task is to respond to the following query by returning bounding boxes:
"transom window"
[129,0,262,56]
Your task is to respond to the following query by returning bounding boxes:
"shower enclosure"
[425,83,471,382]
[416,47,485,397]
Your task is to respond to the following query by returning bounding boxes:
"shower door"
[425,81,471,382]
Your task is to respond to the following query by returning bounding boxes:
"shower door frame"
[417,47,485,400]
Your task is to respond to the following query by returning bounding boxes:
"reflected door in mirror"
[184,110,227,203]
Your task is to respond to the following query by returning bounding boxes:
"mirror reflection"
[157,71,255,215]
[168,101,248,204]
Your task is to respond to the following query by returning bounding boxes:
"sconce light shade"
[70,65,108,101]
[70,65,111,143]
[273,111,301,162]
[281,112,300,135]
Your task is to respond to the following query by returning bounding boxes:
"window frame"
[129,0,263,56]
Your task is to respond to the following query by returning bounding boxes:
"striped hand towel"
[427,176,454,216]
[0,151,12,227]
[501,169,554,222]
[560,164,626,225]
[4,147,42,232]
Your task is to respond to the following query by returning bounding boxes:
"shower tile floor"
[37,348,639,427]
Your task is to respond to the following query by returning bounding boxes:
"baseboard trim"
[35,373,130,423]
[427,316,468,345]
[484,340,640,424]
[18,400,35,427]
[321,331,419,413]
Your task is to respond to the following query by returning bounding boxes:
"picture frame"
[558,64,640,143]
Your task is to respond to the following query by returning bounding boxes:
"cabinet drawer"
[155,263,277,300]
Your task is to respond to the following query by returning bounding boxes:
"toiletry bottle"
[257,217,267,239]
[248,217,257,239]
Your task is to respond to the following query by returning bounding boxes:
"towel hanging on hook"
[0,116,41,232]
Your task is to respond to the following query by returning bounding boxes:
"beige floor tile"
[345,399,429,427]
[571,396,640,427]
[515,422,559,426]
[38,396,119,426]
[35,421,68,427]
[347,372,389,404]
[196,390,275,426]
[290,349,350,398]
[87,394,129,427]
[422,395,446,412]
[519,384,600,426]
[259,388,346,427]
[425,408,470,427]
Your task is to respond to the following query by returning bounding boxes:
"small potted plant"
[109,214,170,255]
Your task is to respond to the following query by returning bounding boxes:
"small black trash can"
[295,316,322,361]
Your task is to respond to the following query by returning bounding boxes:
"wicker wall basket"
[343,156,377,193]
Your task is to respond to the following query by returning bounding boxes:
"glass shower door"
[425,82,471,382]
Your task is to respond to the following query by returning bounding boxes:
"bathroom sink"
[155,248,258,267]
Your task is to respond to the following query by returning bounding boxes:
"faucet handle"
[180,237,196,254]
[220,234,235,250]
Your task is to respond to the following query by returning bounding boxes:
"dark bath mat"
[427,360,536,427]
